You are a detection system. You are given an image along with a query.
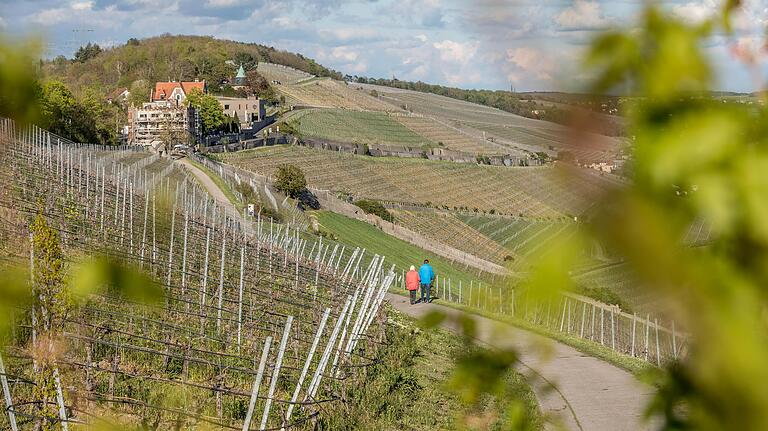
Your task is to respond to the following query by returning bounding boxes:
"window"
[224,104,230,110]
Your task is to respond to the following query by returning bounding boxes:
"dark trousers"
[409,290,417,304]
[420,284,431,303]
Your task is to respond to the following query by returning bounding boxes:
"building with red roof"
[151,80,206,105]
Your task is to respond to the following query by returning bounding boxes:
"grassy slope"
[291,108,434,147]
[313,210,501,286]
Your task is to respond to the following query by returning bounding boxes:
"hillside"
[358,84,627,162]
[218,145,623,218]
[42,35,341,95]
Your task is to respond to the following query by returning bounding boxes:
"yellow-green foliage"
[580,4,768,430]
[31,213,69,333]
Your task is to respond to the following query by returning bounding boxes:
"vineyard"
[389,209,512,264]
[0,120,396,430]
[374,87,625,162]
[256,63,314,85]
[276,79,395,112]
[394,115,504,155]
[288,109,433,148]
[219,145,621,218]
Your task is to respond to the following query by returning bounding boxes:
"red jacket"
[405,270,420,291]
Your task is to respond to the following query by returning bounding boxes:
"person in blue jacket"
[419,259,435,304]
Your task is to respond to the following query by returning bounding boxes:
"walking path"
[180,155,656,431]
[386,293,657,431]
[179,158,254,236]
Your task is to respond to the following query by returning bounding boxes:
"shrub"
[297,189,320,211]
[274,164,306,198]
[354,199,393,222]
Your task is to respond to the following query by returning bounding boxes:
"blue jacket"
[419,264,435,285]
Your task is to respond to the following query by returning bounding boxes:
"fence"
[391,270,686,365]
[0,118,396,430]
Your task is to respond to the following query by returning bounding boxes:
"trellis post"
[241,336,272,431]
[0,352,19,431]
[260,316,294,430]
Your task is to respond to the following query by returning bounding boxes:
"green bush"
[274,164,307,198]
[354,199,393,222]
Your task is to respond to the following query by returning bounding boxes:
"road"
[386,293,657,431]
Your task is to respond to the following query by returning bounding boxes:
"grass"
[290,108,434,147]
[312,210,502,287]
[315,307,543,430]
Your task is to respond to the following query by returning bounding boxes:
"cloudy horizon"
[1,0,767,92]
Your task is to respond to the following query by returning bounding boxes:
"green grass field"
[291,108,434,147]
[312,210,503,287]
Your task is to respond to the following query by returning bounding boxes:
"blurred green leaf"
[419,310,446,329]
[71,256,163,305]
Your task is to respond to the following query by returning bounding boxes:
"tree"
[39,80,77,135]
[127,38,140,46]
[233,52,257,70]
[274,164,307,198]
[184,87,225,134]
[73,42,102,63]
[244,70,275,100]
[128,79,152,107]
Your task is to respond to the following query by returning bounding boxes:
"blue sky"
[1,0,767,92]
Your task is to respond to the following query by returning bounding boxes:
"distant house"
[107,87,129,104]
[127,100,199,148]
[151,80,206,105]
[215,96,266,129]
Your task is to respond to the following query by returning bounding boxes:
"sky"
[1,0,767,92]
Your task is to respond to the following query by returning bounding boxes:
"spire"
[236,63,246,79]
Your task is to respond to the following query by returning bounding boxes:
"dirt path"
[386,293,657,431]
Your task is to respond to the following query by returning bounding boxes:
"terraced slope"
[372,86,623,162]
[390,209,512,264]
[456,214,578,260]
[572,262,666,316]
[220,145,619,218]
[277,78,396,111]
[290,109,434,147]
[395,115,504,155]
[257,62,314,84]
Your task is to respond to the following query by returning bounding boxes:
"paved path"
[181,156,656,431]
[179,158,254,236]
[387,293,656,431]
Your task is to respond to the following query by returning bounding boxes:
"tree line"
[350,76,626,137]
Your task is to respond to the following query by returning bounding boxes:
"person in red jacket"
[405,265,420,305]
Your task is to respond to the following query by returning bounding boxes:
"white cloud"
[415,34,428,42]
[555,0,607,30]
[0,16,6,29]
[432,40,478,65]
[506,47,555,81]
[29,8,70,25]
[331,46,359,62]
[71,1,94,11]
[672,0,719,24]
[206,0,246,7]
[350,61,368,73]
